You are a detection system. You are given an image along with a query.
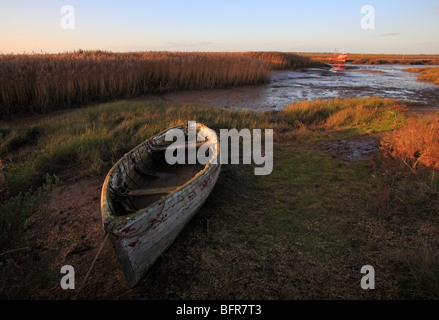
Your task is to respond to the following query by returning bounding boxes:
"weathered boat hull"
[101,124,221,287]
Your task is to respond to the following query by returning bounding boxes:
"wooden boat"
[101,123,221,287]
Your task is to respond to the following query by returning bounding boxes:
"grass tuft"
[278,97,407,139]
[382,113,439,170]
[404,67,439,85]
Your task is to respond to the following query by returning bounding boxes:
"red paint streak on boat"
[188,190,197,200]
[129,240,139,248]
[122,225,137,234]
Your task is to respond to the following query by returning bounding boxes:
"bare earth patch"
[25,177,133,299]
[320,132,389,163]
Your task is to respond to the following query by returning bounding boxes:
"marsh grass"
[404,67,439,85]
[0,101,271,198]
[0,173,60,299]
[276,97,407,142]
[1,97,438,299]
[0,173,59,246]
[0,97,408,198]
[369,152,439,299]
[382,113,439,170]
[0,97,406,249]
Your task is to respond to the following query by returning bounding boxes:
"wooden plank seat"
[149,141,214,152]
[118,186,178,197]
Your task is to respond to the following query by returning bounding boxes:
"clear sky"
[0,0,438,54]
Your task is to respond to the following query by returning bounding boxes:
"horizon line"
[1,49,439,56]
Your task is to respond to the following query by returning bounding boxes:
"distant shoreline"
[295,52,439,65]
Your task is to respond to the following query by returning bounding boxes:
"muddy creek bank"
[138,64,439,113]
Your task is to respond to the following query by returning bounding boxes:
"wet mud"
[138,64,439,113]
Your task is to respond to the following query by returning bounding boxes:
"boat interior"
[108,131,214,217]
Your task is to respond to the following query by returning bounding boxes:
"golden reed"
[0,51,311,119]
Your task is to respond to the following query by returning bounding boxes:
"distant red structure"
[330,53,348,63]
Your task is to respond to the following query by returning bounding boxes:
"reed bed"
[227,51,314,70]
[0,51,273,119]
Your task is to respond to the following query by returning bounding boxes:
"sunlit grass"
[228,51,314,70]
[382,113,439,170]
[279,97,407,139]
[404,67,439,85]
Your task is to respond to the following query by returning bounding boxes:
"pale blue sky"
[0,0,438,54]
